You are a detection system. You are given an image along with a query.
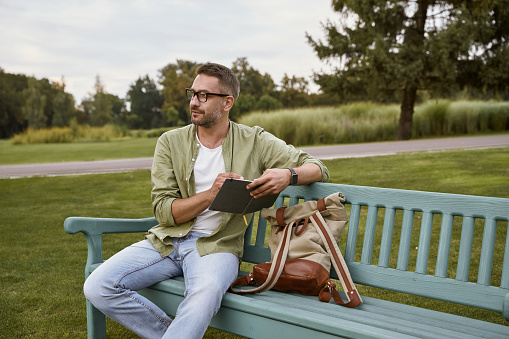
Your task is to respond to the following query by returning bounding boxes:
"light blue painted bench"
[65,182,509,338]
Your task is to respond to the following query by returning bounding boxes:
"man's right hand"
[172,172,244,225]
[208,172,244,200]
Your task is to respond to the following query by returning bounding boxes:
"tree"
[0,69,27,138]
[307,0,509,139]
[279,74,311,108]
[254,94,283,112]
[126,75,164,129]
[105,93,127,126]
[231,57,277,101]
[159,60,199,126]
[229,94,257,120]
[87,75,113,127]
[23,77,47,129]
[52,80,75,127]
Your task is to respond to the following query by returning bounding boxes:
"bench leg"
[86,300,107,339]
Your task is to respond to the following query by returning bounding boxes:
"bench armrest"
[64,216,158,235]
[64,216,159,277]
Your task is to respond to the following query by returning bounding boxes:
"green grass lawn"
[0,138,158,165]
[1,147,508,338]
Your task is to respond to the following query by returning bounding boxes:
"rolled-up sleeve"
[151,136,180,227]
[256,129,329,182]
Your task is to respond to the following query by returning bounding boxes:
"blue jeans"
[83,232,240,339]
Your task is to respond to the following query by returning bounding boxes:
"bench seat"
[138,275,509,339]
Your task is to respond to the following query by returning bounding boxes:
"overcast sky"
[0,0,336,103]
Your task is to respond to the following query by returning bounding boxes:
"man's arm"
[246,163,322,199]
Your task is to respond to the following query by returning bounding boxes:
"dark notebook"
[208,178,279,214]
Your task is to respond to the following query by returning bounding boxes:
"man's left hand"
[246,168,291,199]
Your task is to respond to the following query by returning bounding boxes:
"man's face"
[189,74,226,129]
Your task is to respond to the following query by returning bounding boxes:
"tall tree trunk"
[396,87,417,140]
[396,0,428,140]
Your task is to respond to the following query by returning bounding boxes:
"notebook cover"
[208,178,279,214]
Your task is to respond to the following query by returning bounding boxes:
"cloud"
[0,0,334,102]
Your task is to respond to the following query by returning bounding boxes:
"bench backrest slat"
[479,218,498,285]
[378,207,396,268]
[415,211,433,274]
[397,209,415,271]
[456,216,475,281]
[502,231,509,289]
[436,214,454,278]
[360,206,378,265]
[345,203,361,262]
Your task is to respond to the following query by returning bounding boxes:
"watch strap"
[288,167,298,185]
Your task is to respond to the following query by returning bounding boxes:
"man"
[84,62,329,338]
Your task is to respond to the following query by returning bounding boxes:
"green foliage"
[309,1,509,100]
[279,74,311,108]
[88,76,113,126]
[161,106,183,127]
[22,77,48,129]
[253,94,283,112]
[231,57,277,101]
[78,76,126,128]
[159,60,199,126]
[126,75,164,129]
[229,94,256,121]
[0,69,28,138]
[52,85,76,127]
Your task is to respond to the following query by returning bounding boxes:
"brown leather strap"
[317,198,326,212]
[311,212,362,308]
[230,221,293,294]
[276,206,287,226]
[294,217,309,236]
[311,213,353,292]
[319,280,362,308]
[230,273,256,294]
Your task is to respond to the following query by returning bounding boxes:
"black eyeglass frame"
[185,88,230,102]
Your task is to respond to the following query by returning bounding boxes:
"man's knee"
[83,271,115,306]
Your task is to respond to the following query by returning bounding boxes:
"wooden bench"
[64,182,509,338]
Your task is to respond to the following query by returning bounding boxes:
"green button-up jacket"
[147,121,329,258]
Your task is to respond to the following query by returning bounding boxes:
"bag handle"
[230,220,294,295]
[310,211,362,308]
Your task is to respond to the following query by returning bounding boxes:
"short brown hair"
[196,62,240,100]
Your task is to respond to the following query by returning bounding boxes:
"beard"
[191,104,223,129]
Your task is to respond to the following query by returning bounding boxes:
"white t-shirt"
[192,138,225,234]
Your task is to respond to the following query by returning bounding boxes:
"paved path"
[1,134,508,179]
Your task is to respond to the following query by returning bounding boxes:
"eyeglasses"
[185,88,229,103]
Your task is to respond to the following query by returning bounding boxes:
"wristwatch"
[288,167,298,185]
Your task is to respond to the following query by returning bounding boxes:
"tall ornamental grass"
[239,103,400,146]
[239,100,509,146]
[413,100,509,137]
[10,124,129,145]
